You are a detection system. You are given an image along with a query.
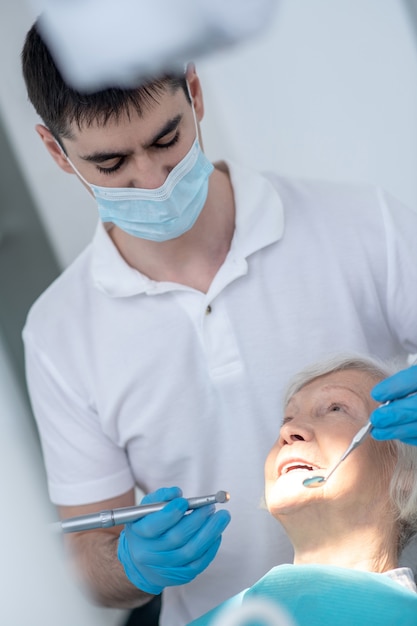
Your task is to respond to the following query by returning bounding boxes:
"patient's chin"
[265,472,324,517]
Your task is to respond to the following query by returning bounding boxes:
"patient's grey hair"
[283,353,417,553]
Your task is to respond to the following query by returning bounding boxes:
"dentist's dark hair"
[21,20,190,141]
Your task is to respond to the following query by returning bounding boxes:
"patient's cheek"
[264,449,278,480]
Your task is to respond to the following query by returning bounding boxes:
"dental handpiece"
[54,490,230,534]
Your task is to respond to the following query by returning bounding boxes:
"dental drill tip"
[50,521,63,533]
[215,490,230,503]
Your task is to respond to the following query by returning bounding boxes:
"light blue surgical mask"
[93,137,213,241]
[63,105,214,242]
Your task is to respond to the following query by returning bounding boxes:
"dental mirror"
[303,420,373,488]
[303,394,416,488]
[303,475,326,488]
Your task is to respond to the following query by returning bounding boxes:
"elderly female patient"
[190,355,417,625]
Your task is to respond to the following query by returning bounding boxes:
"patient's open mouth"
[279,462,319,476]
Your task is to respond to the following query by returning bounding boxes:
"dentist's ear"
[185,63,204,123]
[35,124,75,174]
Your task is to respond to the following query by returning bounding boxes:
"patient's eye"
[329,403,344,412]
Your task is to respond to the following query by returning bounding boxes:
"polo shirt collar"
[227,160,284,258]
[91,160,285,297]
[91,222,152,296]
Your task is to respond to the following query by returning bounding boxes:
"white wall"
[198,0,417,210]
[0,2,98,269]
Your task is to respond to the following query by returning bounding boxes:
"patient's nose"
[279,421,314,446]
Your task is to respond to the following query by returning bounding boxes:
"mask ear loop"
[54,137,93,189]
[185,79,200,146]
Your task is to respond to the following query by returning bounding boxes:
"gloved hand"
[117,486,231,595]
[370,364,417,445]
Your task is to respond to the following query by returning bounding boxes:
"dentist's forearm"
[65,528,155,608]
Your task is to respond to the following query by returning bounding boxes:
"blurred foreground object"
[28,0,278,90]
[0,335,113,625]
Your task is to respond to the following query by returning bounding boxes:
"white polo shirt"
[23,161,417,625]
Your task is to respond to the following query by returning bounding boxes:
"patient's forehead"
[287,369,381,411]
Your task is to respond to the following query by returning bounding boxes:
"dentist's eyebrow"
[79,150,132,164]
[144,114,183,148]
[78,114,184,163]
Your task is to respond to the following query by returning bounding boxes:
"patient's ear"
[35,124,74,174]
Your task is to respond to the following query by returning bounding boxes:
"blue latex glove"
[117,486,231,595]
[370,364,417,445]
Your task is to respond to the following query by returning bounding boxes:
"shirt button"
[206,305,212,315]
